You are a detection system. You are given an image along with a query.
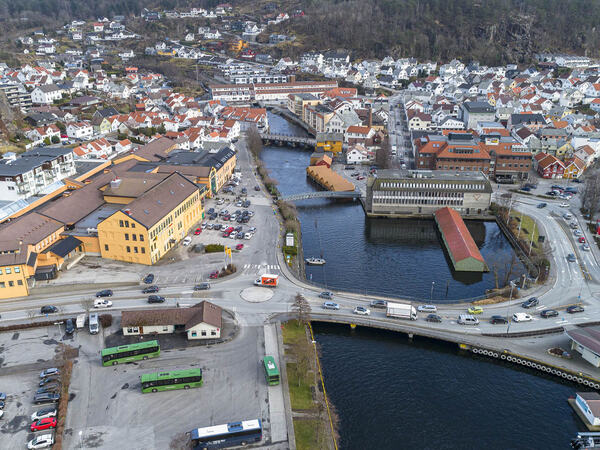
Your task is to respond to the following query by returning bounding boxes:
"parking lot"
[0,324,73,449]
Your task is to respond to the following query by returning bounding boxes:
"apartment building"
[210,80,338,103]
[0,147,76,201]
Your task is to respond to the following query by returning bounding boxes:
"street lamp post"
[506,281,515,336]
[430,281,435,302]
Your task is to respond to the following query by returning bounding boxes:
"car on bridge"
[40,306,58,314]
[425,314,442,323]
[512,312,532,322]
[194,282,210,291]
[467,306,483,315]
[540,309,559,318]
[537,203,547,208]
[322,302,340,310]
[489,315,508,324]
[417,305,437,313]
[147,295,165,304]
[353,306,370,316]
[370,300,387,309]
[142,285,159,294]
[457,314,479,325]
[521,297,539,308]
[567,305,585,314]
[96,289,113,298]
[319,291,334,299]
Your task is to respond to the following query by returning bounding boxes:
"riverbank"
[282,320,338,450]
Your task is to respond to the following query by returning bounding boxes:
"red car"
[235,244,244,250]
[209,270,219,279]
[194,228,202,235]
[31,417,57,431]
[579,236,586,243]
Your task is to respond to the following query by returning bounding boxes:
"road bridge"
[279,190,362,202]
[260,133,316,147]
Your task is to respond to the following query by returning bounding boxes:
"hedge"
[283,245,298,255]
[205,244,225,253]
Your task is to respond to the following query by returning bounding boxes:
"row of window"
[0,266,20,275]
[174,194,199,219]
[124,233,144,242]
[436,165,489,172]
[103,244,146,255]
[374,198,464,206]
[150,215,173,240]
[142,375,202,388]
[379,182,485,190]
[36,232,59,252]
[191,329,217,337]
[0,279,23,288]
[118,219,136,229]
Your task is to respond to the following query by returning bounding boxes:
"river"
[261,112,581,449]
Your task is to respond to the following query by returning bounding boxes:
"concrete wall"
[123,325,174,336]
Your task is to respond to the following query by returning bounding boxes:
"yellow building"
[564,157,585,179]
[287,93,322,117]
[98,173,206,265]
[0,212,65,299]
[315,132,344,154]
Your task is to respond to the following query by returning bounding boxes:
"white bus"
[190,419,262,449]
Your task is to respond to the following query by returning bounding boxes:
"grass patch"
[287,363,315,410]
[282,319,305,345]
[510,211,540,244]
[294,419,323,450]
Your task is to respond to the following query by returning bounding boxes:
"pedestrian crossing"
[243,264,279,273]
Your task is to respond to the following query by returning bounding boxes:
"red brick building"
[534,152,565,178]
[415,133,491,175]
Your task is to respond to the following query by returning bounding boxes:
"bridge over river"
[260,133,316,147]
[279,190,362,202]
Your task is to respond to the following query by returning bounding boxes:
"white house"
[31,84,63,104]
[66,121,93,139]
[121,301,222,340]
[346,144,369,164]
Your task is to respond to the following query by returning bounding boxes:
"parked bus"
[100,340,160,366]
[190,419,262,449]
[262,356,280,386]
[140,368,203,393]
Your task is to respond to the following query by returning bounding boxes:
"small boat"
[305,257,326,265]
[547,347,572,359]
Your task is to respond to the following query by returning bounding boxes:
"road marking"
[535,305,545,310]
[555,319,569,324]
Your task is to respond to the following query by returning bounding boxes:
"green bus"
[263,356,280,386]
[101,340,160,366]
[140,368,203,393]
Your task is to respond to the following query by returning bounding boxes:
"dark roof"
[43,236,82,257]
[165,147,235,171]
[463,101,495,114]
[0,147,73,177]
[134,137,177,161]
[121,301,222,329]
[36,84,61,93]
[566,326,600,355]
[95,107,119,118]
[124,172,199,229]
[0,212,63,250]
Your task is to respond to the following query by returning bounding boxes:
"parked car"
[31,407,57,421]
[194,228,202,235]
[36,385,60,395]
[512,312,533,322]
[27,434,54,449]
[65,319,75,335]
[425,314,442,323]
[567,253,577,262]
[235,243,244,250]
[319,291,334,299]
[40,306,58,314]
[33,393,60,404]
[142,285,159,293]
[559,202,569,208]
[254,185,261,191]
[194,282,210,291]
[521,297,539,308]
[96,289,113,297]
[143,274,154,284]
[370,300,387,309]
[536,203,547,208]
[201,222,208,229]
[209,270,219,279]
[183,236,192,246]
[31,417,57,431]
[417,305,437,313]
[540,309,559,318]
[467,306,483,315]
[39,377,59,387]
[567,305,585,314]
[583,243,591,251]
[353,306,370,316]
[147,295,165,304]
[457,314,479,325]
[322,301,340,310]
[40,368,60,378]
[0,393,6,401]
[489,315,508,324]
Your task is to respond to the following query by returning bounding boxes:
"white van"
[512,312,532,323]
[94,299,112,308]
[457,314,479,325]
[89,313,99,334]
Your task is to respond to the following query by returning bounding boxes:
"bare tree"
[80,298,94,312]
[246,126,263,159]
[496,193,513,224]
[291,293,311,324]
[26,309,36,320]
[375,136,392,169]
[581,169,600,223]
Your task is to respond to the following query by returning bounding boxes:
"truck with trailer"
[254,274,279,287]
[386,302,418,320]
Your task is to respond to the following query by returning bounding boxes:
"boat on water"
[305,257,326,265]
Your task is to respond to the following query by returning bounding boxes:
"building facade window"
[104,244,109,251]
[124,233,129,240]
[5,268,11,274]
[126,246,131,253]
[17,280,22,286]
[14,267,20,273]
